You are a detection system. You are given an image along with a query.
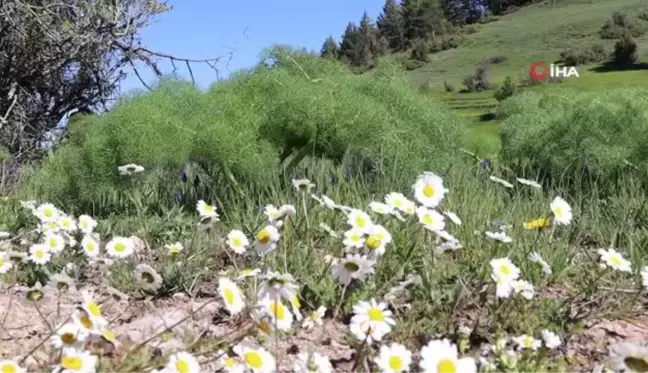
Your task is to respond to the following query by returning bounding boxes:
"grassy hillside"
[407,0,648,157]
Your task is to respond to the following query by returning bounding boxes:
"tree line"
[320,0,539,70]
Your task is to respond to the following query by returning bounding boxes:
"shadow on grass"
[589,61,648,73]
[479,112,498,121]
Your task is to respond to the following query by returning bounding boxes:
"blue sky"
[120,0,383,95]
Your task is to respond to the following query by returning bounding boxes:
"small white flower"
[511,280,535,300]
[490,257,520,282]
[34,203,59,223]
[0,360,25,373]
[258,297,293,330]
[237,268,261,281]
[485,231,512,243]
[0,252,13,274]
[302,306,326,330]
[489,175,513,188]
[413,172,448,208]
[598,248,632,273]
[419,339,476,373]
[528,252,552,275]
[57,349,98,373]
[196,200,219,218]
[365,224,392,257]
[494,277,514,299]
[166,351,200,373]
[641,266,648,288]
[117,163,144,175]
[165,242,184,255]
[27,244,51,265]
[43,231,66,253]
[384,192,409,212]
[57,215,77,232]
[50,323,87,351]
[541,330,561,349]
[349,298,395,344]
[292,178,315,193]
[264,204,283,223]
[227,230,250,254]
[516,177,542,189]
[233,340,276,373]
[416,206,445,232]
[550,196,572,225]
[80,235,100,258]
[105,236,134,259]
[134,264,163,292]
[347,209,374,234]
[78,215,97,234]
[279,204,296,217]
[254,225,280,254]
[318,223,338,238]
[219,277,246,315]
[331,254,375,285]
[343,228,366,249]
[513,335,542,351]
[374,343,412,373]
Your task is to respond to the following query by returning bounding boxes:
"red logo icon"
[529,61,550,82]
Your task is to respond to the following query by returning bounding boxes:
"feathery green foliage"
[16,47,468,216]
[498,87,648,191]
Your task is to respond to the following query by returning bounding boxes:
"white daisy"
[485,231,512,243]
[347,209,374,234]
[511,280,535,300]
[302,306,326,329]
[105,236,134,259]
[416,206,445,232]
[166,351,200,373]
[233,340,276,373]
[374,343,412,373]
[264,204,283,223]
[227,230,250,254]
[331,254,375,285]
[318,223,338,238]
[258,297,293,330]
[528,252,552,275]
[350,298,395,343]
[384,192,409,212]
[258,271,299,302]
[598,248,632,273]
[78,215,97,234]
[237,268,261,281]
[365,224,392,257]
[541,330,561,349]
[369,202,394,216]
[57,215,77,232]
[279,204,296,218]
[0,360,25,373]
[80,235,100,258]
[343,228,366,249]
[165,241,184,255]
[217,351,246,373]
[513,335,542,351]
[413,172,448,208]
[292,178,315,193]
[196,200,219,218]
[27,244,51,265]
[550,196,572,225]
[117,163,144,175]
[34,203,59,223]
[134,264,163,292]
[43,231,66,253]
[219,277,246,315]
[419,339,476,373]
[57,350,97,373]
[490,257,520,283]
[254,225,280,254]
[50,323,88,351]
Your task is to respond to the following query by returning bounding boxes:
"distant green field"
[409,0,648,158]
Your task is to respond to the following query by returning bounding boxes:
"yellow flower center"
[290,295,301,309]
[355,216,366,227]
[499,265,511,276]
[310,312,319,320]
[257,230,271,244]
[366,236,382,250]
[61,332,76,345]
[224,288,236,305]
[225,357,235,369]
[611,256,622,266]
[114,242,126,252]
[49,238,57,247]
[61,356,83,371]
[0,363,16,373]
[175,359,190,373]
[0,258,4,267]
[86,242,95,252]
[554,207,563,217]
[35,250,44,259]
[204,205,215,213]
[523,337,534,347]
[244,351,263,369]
[269,301,286,320]
[437,358,457,373]
[44,209,53,218]
[232,237,241,247]
[422,215,434,226]
[393,199,403,207]
[389,356,404,372]
[103,329,115,342]
[423,184,435,198]
[258,318,272,334]
[368,307,384,321]
[87,302,101,317]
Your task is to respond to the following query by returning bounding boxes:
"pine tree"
[377,0,406,51]
[403,0,448,45]
[320,36,339,59]
[339,22,361,66]
[357,12,384,66]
